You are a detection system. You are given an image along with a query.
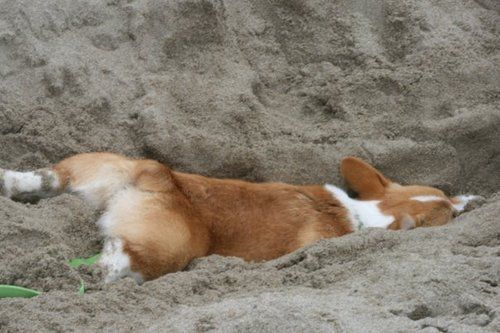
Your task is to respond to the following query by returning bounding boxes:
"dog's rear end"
[0,153,211,282]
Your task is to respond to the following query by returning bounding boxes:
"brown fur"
[50,153,462,280]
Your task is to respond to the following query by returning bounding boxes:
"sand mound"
[0,0,498,332]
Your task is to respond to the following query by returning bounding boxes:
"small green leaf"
[78,279,85,294]
[0,285,41,298]
[68,253,101,268]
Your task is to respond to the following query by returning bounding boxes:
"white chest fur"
[324,184,394,231]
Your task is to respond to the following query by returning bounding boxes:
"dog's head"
[340,157,480,230]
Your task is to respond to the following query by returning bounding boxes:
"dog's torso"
[173,172,352,260]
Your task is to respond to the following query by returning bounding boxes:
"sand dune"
[0,0,498,332]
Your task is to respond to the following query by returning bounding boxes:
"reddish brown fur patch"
[341,157,390,200]
[118,191,209,280]
[172,174,352,262]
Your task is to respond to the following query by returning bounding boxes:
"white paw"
[99,237,143,284]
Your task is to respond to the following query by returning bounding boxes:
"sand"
[0,0,499,332]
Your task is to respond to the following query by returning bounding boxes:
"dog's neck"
[324,184,395,231]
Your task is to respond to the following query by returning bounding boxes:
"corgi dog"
[0,153,479,283]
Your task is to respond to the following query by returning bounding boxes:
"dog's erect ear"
[340,157,392,200]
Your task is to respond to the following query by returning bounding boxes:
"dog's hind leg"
[1,152,209,282]
[97,187,210,283]
[0,166,62,202]
[0,152,157,208]
[99,236,144,284]
[52,152,139,208]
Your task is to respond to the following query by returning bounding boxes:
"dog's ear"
[340,157,392,200]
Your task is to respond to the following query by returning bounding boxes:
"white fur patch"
[325,184,395,230]
[99,237,143,284]
[96,188,146,284]
[411,194,480,213]
[451,195,481,212]
[410,195,446,203]
[97,188,145,235]
[97,212,115,236]
[3,171,42,197]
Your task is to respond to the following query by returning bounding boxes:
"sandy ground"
[0,0,499,332]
